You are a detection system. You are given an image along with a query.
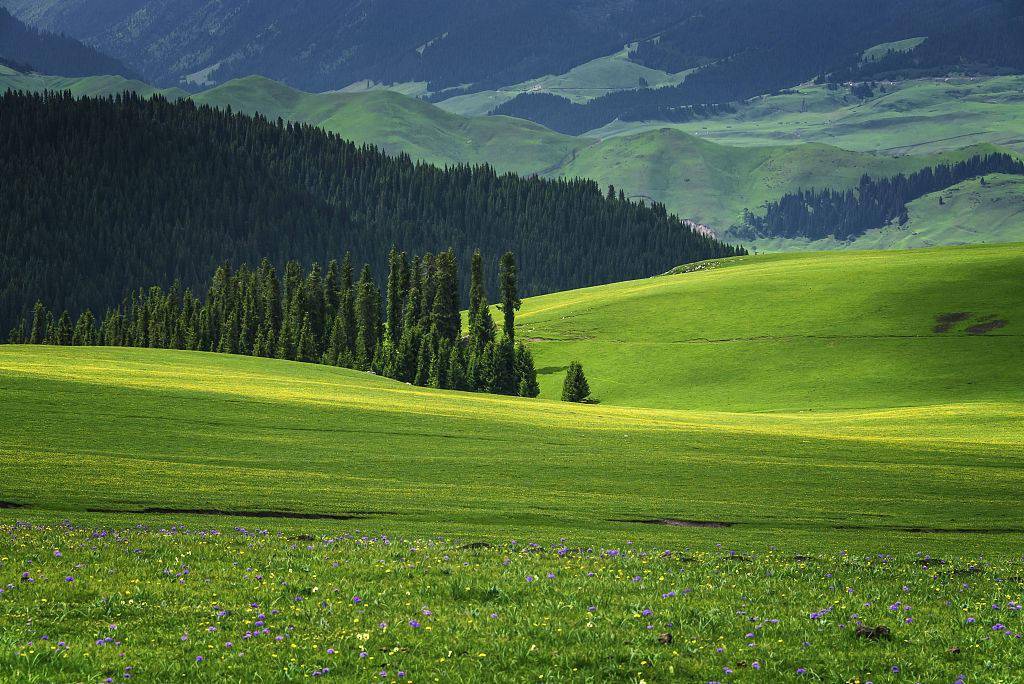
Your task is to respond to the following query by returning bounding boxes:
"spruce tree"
[8,317,26,344]
[72,310,96,345]
[561,361,591,402]
[515,342,540,398]
[296,313,316,362]
[385,247,404,348]
[491,337,518,395]
[447,344,468,391]
[429,337,451,389]
[55,310,73,346]
[29,301,46,344]
[414,340,432,386]
[430,248,460,342]
[498,251,521,342]
[354,265,380,369]
[468,249,485,333]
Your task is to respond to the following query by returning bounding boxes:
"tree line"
[9,248,546,399]
[0,89,745,334]
[735,153,1024,241]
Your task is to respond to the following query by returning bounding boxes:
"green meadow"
[2,244,1023,681]
[3,244,1023,550]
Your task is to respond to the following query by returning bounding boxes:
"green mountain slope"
[742,173,1024,252]
[558,128,1007,229]
[2,244,1023,551]
[517,243,1024,412]
[0,65,187,99]
[594,76,1024,155]
[193,76,585,175]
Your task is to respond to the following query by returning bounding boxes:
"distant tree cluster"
[0,8,136,78]
[736,153,1024,240]
[0,89,745,334]
[10,248,541,399]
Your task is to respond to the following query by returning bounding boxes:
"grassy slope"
[438,44,689,116]
[861,36,926,62]
[558,128,1006,228]
[190,76,585,175]
[2,245,1023,554]
[594,76,1024,155]
[0,65,188,99]
[742,174,1024,252]
[520,243,1023,412]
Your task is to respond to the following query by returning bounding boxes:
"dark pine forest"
[0,89,744,331]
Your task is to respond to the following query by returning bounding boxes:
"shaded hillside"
[0,90,741,330]
[0,7,135,77]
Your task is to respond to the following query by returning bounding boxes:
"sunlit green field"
[3,526,1022,683]
[2,244,1023,680]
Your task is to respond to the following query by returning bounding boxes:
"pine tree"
[54,310,73,346]
[385,247,405,348]
[429,337,451,389]
[414,339,432,386]
[515,342,540,397]
[72,310,96,345]
[498,251,521,342]
[491,337,518,395]
[29,301,46,344]
[8,317,26,344]
[561,361,591,402]
[468,249,485,333]
[354,265,380,369]
[394,326,420,383]
[447,344,468,391]
[296,313,316,362]
[430,248,460,342]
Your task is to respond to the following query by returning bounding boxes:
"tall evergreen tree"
[29,301,46,344]
[515,342,540,398]
[430,248,460,342]
[354,265,380,369]
[385,247,404,348]
[498,251,521,342]
[468,249,485,333]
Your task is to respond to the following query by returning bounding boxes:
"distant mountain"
[0,6,136,77]
[493,0,1024,134]
[4,0,692,91]
[0,89,741,331]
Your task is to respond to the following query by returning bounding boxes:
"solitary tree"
[561,361,591,403]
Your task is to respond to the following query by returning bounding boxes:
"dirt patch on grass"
[966,319,1007,334]
[933,312,972,332]
[0,501,25,509]
[612,518,734,528]
[84,507,373,521]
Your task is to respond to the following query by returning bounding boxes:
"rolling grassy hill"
[557,129,1009,229]
[519,243,1024,413]
[741,173,1024,252]
[2,244,1022,555]
[191,77,585,175]
[595,75,1024,155]
[437,43,690,117]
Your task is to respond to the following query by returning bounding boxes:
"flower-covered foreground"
[1,523,1022,682]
